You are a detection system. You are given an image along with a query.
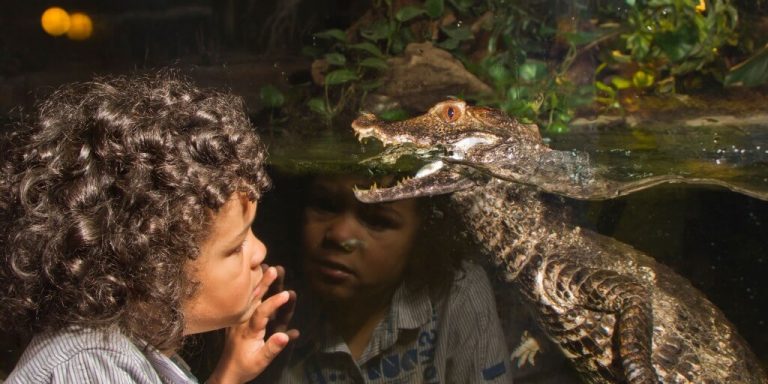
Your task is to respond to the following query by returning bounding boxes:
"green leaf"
[555,110,573,124]
[632,70,655,88]
[390,33,406,54]
[656,27,696,62]
[325,69,359,85]
[378,108,410,121]
[724,44,768,87]
[506,86,529,101]
[324,53,347,66]
[348,42,385,58]
[395,6,426,22]
[359,57,388,70]
[308,98,330,117]
[424,0,444,18]
[595,81,616,97]
[487,62,511,83]
[610,49,633,64]
[447,0,473,14]
[518,60,547,82]
[436,38,460,50]
[360,78,385,91]
[314,29,347,42]
[441,25,473,41]
[656,76,675,94]
[611,76,632,90]
[360,21,392,41]
[626,33,651,60]
[625,0,635,5]
[259,85,285,108]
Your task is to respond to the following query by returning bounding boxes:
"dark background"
[0,0,368,115]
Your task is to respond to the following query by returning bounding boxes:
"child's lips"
[310,258,355,281]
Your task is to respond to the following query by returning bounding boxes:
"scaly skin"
[350,99,768,384]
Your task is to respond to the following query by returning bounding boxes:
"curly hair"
[0,72,270,351]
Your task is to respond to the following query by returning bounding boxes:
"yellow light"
[41,7,70,36]
[67,13,93,40]
[696,0,706,13]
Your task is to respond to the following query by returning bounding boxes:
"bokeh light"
[41,7,70,37]
[67,13,93,40]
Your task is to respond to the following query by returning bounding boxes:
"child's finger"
[264,265,287,313]
[253,266,278,301]
[249,290,290,331]
[274,265,286,291]
[271,289,297,331]
[249,332,290,374]
[285,328,301,340]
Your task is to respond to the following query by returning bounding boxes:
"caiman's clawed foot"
[511,330,541,368]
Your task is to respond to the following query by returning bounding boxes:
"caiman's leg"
[567,268,658,384]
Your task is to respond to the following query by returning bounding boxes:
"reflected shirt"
[276,262,512,383]
[6,326,197,384]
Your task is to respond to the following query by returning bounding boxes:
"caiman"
[349,99,768,384]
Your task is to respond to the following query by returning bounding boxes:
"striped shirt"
[6,326,197,384]
[273,262,512,383]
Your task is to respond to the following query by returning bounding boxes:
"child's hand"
[267,265,299,340]
[208,265,299,384]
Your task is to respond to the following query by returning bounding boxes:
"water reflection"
[259,172,515,382]
[260,118,768,379]
[550,117,768,200]
[269,116,768,202]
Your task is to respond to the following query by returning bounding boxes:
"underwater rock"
[366,42,493,112]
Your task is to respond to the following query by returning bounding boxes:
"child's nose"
[324,212,362,244]
[249,230,267,269]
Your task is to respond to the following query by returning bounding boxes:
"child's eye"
[307,195,343,214]
[230,239,246,255]
[360,213,399,231]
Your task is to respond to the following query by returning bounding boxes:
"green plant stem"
[323,83,333,122]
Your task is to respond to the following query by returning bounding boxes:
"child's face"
[301,176,421,303]
[183,193,266,335]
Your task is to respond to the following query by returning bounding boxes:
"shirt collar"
[299,283,434,359]
[130,336,198,384]
[389,283,433,330]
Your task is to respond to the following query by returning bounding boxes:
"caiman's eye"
[442,104,461,123]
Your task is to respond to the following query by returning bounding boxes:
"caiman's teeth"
[396,176,412,186]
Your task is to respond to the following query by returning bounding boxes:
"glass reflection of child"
[0,73,296,384]
[273,174,511,383]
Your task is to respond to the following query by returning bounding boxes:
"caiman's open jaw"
[353,99,768,204]
[350,99,512,203]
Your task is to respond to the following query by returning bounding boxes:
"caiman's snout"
[351,112,378,130]
[351,111,387,143]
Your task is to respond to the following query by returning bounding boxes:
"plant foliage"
[297,0,763,129]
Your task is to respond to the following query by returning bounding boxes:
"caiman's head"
[353,98,541,149]
[352,99,768,203]
[351,99,545,203]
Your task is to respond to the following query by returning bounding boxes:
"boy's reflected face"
[302,176,421,303]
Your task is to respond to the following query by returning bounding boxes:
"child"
[0,73,296,384]
[270,172,512,383]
